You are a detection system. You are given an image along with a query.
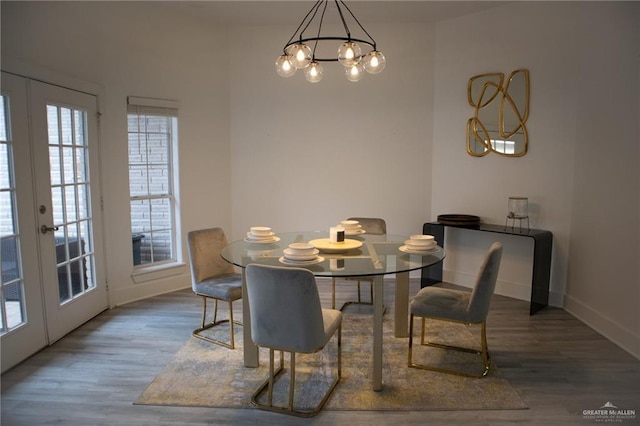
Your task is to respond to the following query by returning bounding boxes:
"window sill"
[131,261,187,284]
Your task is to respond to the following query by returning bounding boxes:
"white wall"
[1,1,231,304]
[431,2,639,357]
[433,2,579,303]
[564,3,639,358]
[227,22,435,239]
[2,1,638,358]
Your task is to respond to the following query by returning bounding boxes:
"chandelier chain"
[334,0,352,39]
[283,0,321,52]
[339,0,376,49]
[311,0,329,58]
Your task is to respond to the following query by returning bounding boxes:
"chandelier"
[275,0,386,83]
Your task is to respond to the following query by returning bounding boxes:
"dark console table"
[421,222,553,315]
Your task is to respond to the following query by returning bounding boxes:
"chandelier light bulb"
[337,41,362,67]
[286,43,313,69]
[275,55,296,77]
[345,62,364,82]
[304,62,324,83]
[363,50,386,74]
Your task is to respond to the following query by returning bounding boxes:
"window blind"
[127,96,179,117]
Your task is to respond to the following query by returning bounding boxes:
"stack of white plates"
[244,226,280,243]
[340,220,365,236]
[279,242,323,265]
[400,234,438,254]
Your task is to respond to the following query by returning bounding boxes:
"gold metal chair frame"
[331,277,371,310]
[251,326,342,418]
[331,277,388,314]
[192,294,242,350]
[408,315,491,378]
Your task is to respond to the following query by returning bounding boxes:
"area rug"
[135,312,527,411]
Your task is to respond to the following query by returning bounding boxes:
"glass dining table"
[221,230,445,391]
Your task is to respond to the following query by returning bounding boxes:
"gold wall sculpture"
[466,69,530,157]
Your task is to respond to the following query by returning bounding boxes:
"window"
[0,94,26,334]
[127,97,179,267]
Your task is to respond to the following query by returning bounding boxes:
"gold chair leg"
[408,315,491,378]
[192,295,241,349]
[480,321,491,375]
[251,328,342,417]
[332,278,336,309]
[337,323,342,378]
[228,300,235,349]
[356,280,374,304]
[288,352,296,411]
[335,278,385,313]
[408,314,415,366]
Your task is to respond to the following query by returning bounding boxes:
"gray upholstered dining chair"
[331,217,386,310]
[408,242,503,378]
[245,264,342,418]
[186,227,242,349]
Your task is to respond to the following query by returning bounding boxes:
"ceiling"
[156,1,506,27]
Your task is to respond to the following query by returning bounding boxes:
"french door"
[1,72,107,372]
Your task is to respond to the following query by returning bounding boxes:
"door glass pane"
[47,104,95,304]
[63,146,74,184]
[65,186,77,222]
[1,236,19,281]
[47,106,60,145]
[0,191,13,238]
[49,146,61,185]
[84,255,95,289]
[77,184,89,218]
[74,110,86,146]
[0,95,26,334]
[60,108,73,145]
[75,147,88,183]
[51,186,64,226]
[57,263,70,302]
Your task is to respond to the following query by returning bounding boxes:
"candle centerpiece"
[329,226,345,243]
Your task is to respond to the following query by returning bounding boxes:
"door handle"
[40,225,59,234]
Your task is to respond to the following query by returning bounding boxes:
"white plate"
[308,238,363,253]
[405,239,437,247]
[246,231,275,239]
[250,226,272,234]
[405,241,437,251]
[283,248,320,260]
[410,234,435,241]
[278,256,325,266]
[399,245,438,254]
[288,242,315,250]
[340,220,360,228]
[345,229,366,236]
[244,236,281,244]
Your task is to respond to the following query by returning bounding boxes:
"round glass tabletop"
[221,231,445,278]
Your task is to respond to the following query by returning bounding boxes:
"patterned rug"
[135,311,528,411]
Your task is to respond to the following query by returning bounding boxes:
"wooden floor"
[2,279,639,426]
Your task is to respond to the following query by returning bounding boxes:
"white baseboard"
[111,275,191,307]
[564,294,640,360]
[438,268,638,360]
